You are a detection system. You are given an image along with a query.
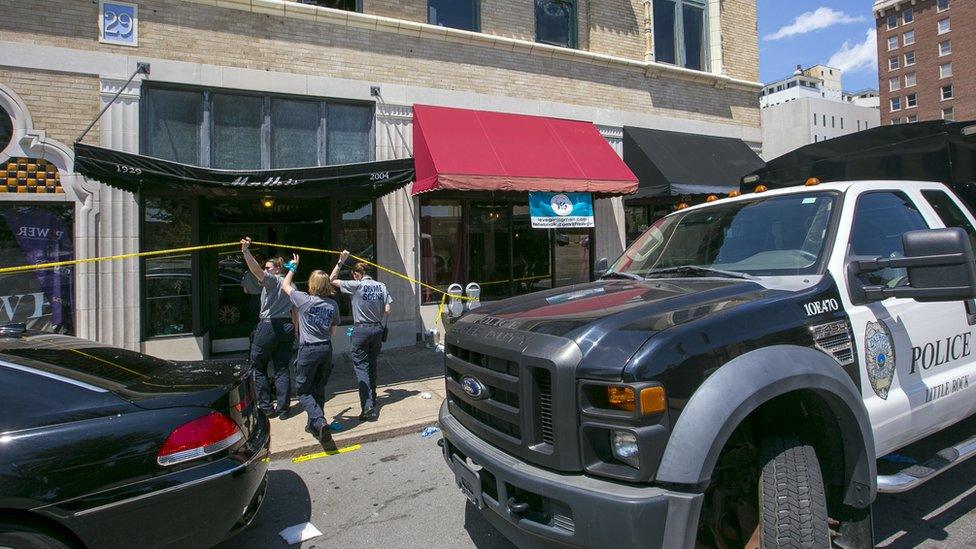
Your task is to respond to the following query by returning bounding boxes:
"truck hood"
[459,278,785,380]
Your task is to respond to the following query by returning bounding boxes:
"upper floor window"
[429,0,479,31]
[887,35,899,51]
[904,51,915,66]
[902,7,913,23]
[904,72,916,87]
[142,86,373,169]
[653,0,708,72]
[890,97,902,111]
[298,0,360,11]
[889,77,901,92]
[938,18,950,34]
[938,0,949,12]
[906,93,917,108]
[907,114,917,123]
[943,107,955,121]
[939,40,951,56]
[889,56,900,71]
[942,84,953,101]
[903,30,915,45]
[940,62,953,78]
[0,106,12,153]
[535,0,577,49]
[886,13,898,29]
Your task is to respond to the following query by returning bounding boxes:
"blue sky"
[758,1,879,91]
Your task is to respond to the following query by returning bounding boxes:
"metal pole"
[75,62,150,144]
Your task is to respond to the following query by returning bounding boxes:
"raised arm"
[281,253,299,295]
[330,249,351,288]
[241,237,265,282]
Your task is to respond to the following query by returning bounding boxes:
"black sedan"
[0,325,270,548]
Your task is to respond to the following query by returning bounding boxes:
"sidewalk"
[267,345,446,459]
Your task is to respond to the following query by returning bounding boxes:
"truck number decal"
[803,298,839,317]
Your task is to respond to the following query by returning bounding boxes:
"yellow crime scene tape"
[292,443,362,463]
[0,240,477,309]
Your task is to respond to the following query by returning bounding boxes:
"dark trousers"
[250,319,295,414]
[295,342,334,430]
[351,325,384,411]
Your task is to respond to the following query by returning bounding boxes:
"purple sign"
[0,205,74,332]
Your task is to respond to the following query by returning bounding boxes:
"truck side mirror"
[852,228,976,302]
[594,257,609,278]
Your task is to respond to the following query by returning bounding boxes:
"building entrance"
[204,198,331,353]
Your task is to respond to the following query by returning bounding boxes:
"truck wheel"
[0,519,73,549]
[758,437,829,549]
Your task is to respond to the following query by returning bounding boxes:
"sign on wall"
[529,192,594,229]
[99,0,138,47]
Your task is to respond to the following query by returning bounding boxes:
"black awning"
[623,126,765,199]
[73,143,414,198]
[742,121,976,203]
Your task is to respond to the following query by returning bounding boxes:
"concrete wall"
[761,97,880,161]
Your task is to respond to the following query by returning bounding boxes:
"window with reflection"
[535,0,577,48]
[142,87,372,169]
[212,94,262,170]
[419,197,593,303]
[144,88,202,164]
[0,203,74,334]
[420,199,464,303]
[429,0,479,31]
[143,197,194,337]
[653,0,708,71]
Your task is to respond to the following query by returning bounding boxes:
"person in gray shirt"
[281,254,340,445]
[330,250,392,421]
[242,237,296,419]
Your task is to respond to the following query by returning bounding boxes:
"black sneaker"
[358,407,374,420]
[277,408,292,421]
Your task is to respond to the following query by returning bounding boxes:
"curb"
[269,415,441,461]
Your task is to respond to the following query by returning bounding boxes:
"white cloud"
[827,28,878,73]
[765,7,868,41]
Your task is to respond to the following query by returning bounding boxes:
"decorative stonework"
[2,157,63,193]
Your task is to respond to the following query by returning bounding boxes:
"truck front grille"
[446,344,523,442]
[536,368,554,445]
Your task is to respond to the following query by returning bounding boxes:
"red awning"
[411,105,638,195]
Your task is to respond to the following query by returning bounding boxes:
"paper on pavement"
[279,522,323,545]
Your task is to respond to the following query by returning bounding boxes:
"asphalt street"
[220,430,976,548]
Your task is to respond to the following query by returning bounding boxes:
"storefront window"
[143,197,193,337]
[144,88,202,165]
[420,197,592,304]
[327,104,372,165]
[0,105,12,153]
[142,87,373,169]
[0,203,74,333]
[212,94,263,170]
[338,200,375,262]
[420,199,464,303]
[469,202,512,299]
[625,203,674,245]
[512,205,552,294]
[272,99,320,169]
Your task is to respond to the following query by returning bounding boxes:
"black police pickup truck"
[439,180,976,548]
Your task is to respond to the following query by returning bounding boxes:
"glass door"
[205,198,330,353]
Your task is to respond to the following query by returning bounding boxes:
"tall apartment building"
[0,0,761,359]
[759,65,880,160]
[874,0,974,125]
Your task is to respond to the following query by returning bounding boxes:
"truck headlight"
[611,430,640,468]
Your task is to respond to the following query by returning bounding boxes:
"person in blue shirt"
[281,254,340,443]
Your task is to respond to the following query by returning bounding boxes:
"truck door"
[837,189,974,456]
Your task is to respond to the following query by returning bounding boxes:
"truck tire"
[759,437,830,549]
[0,519,73,549]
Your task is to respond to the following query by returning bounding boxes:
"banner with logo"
[0,205,74,333]
[529,192,594,229]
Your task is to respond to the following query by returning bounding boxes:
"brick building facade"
[0,0,760,359]
[875,0,975,125]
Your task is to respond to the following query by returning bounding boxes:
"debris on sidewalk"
[279,522,323,545]
[421,426,440,438]
[419,392,432,400]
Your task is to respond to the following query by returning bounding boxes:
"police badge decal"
[865,321,896,400]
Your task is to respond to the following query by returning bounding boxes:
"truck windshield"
[610,192,837,278]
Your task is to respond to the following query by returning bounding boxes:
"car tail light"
[158,412,243,466]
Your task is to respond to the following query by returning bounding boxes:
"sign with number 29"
[99,1,138,47]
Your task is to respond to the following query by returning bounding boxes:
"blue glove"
[284,261,297,273]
